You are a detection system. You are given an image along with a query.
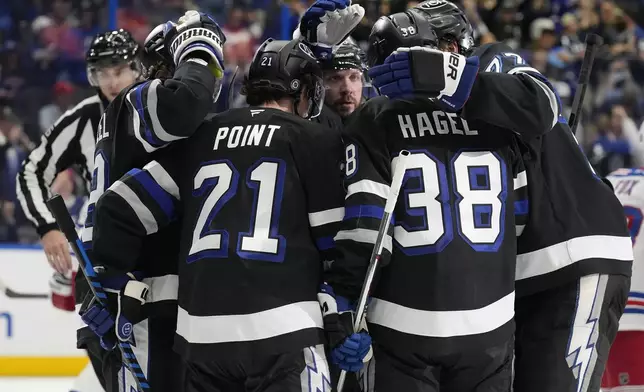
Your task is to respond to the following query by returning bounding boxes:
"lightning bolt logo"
[304,346,332,392]
[565,274,607,392]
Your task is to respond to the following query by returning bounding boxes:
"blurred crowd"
[1,0,644,242]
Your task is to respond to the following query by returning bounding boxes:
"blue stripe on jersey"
[127,168,176,219]
[630,291,644,299]
[316,236,336,251]
[132,82,164,147]
[344,205,395,223]
[624,308,644,314]
[514,200,529,215]
[610,169,644,177]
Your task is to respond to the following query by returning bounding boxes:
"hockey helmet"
[244,39,325,119]
[367,9,440,67]
[413,0,475,55]
[86,29,141,86]
[141,23,175,79]
[324,42,367,72]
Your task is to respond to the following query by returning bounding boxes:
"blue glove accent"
[330,332,372,372]
[437,55,479,112]
[81,303,116,350]
[368,51,414,99]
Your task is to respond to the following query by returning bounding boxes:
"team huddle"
[15,0,642,391]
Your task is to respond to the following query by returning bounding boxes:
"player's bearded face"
[95,64,139,102]
[324,69,364,117]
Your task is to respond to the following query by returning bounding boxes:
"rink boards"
[0,245,87,376]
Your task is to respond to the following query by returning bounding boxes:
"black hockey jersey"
[326,93,531,353]
[92,107,346,361]
[474,43,633,296]
[82,60,218,320]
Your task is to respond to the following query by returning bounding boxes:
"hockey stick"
[0,277,48,299]
[336,150,411,392]
[569,33,603,135]
[47,195,150,391]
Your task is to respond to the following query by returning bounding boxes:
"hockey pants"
[115,315,184,392]
[183,345,330,392]
[514,273,629,392]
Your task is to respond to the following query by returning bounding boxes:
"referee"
[16,29,141,274]
[16,29,141,391]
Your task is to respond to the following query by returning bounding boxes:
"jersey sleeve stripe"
[346,180,390,200]
[514,200,529,215]
[133,82,166,147]
[308,207,345,227]
[143,160,180,200]
[344,205,395,224]
[127,169,177,220]
[508,66,559,128]
[146,79,185,143]
[516,235,633,280]
[334,228,393,253]
[126,85,158,153]
[108,180,159,234]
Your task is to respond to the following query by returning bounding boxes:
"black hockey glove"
[368,47,479,111]
[79,270,148,350]
[163,10,225,79]
[318,283,372,372]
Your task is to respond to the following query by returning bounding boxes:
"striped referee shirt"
[16,95,104,236]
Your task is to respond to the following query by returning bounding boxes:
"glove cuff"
[123,280,149,304]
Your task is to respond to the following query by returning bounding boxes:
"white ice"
[0,377,74,392]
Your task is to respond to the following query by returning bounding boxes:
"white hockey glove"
[294,0,365,61]
[164,10,225,78]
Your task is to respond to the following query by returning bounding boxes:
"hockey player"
[602,167,643,391]
[15,29,141,392]
[322,41,368,119]
[78,11,226,392]
[90,37,345,392]
[372,1,632,390]
[320,4,559,390]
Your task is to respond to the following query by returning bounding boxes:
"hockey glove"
[163,11,225,79]
[318,283,372,372]
[294,0,365,61]
[50,271,75,312]
[368,47,479,111]
[80,271,149,350]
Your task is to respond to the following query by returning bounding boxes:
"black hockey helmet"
[324,42,367,72]
[243,39,325,119]
[141,23,175,79]
[86,29,141,86]
[413,0,475,55]
[366,8,440,67]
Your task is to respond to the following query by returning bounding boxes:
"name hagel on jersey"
[326,95,530,352]
[608,167,644,331]
[82,60,218,320]
[91,107,346,361]
[473,42,633,296]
